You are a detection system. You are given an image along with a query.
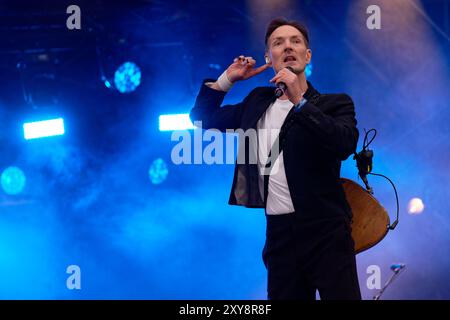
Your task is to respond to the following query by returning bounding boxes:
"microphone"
[274,66,294,97]
[373,263,406,300]
[390,263,406,272]
[354,149,374,194]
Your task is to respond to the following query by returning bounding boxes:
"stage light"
[114,62,141,93]
[305,62,313,78]
[23,118,65,140]
[159,114,195,131]
[104,79,112,89]
[1,166,26,195]
[148,158,168,185]
[408,197,424,215]
[209,63,221,70]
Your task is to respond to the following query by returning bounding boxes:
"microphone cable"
[353,128,399,230]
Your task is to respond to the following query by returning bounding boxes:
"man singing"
[190,17,361,300]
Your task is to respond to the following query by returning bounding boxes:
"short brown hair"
[265,17,310,48]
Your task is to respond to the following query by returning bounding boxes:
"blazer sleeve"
[295,94,359,160]
[190,79,254,132]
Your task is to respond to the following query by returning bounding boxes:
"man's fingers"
[270,74,287,83]
[230,55,271,79]
[270,68,292,82]
[270,73,282,83]
[233,55,246,63]
[241,56,254,66]
[246,57,256,66]
[250,63,271,77]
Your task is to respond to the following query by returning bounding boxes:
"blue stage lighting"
[23,118,65,140]
[159,114,195,131]
[104,79,112,89]
[208,63,221,70]
[1,166,26,195]
[148,158,168,185]
[305,62,313,78]
[114,62,141,93]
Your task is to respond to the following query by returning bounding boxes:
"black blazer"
[190,80,359,219]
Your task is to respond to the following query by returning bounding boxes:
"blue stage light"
[104,79,112,89]
[148,158,168,185]
[305,62,313,78]
[159,114,195,131]
[23,118,65,140]
[1,166,26,195]
[114,62,141,93]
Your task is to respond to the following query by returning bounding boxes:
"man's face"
[266,25,312,74]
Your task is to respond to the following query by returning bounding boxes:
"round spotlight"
[408,197,424,215]
[1,166,26,195]
[114,62,141,93]
[148,158,168,185]
[305,62,313,78]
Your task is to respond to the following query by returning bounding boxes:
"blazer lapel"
[242,88,277,130]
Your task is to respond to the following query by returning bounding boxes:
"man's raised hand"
[226,55,271,83]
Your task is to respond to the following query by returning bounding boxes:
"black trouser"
[262,212,362,300]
